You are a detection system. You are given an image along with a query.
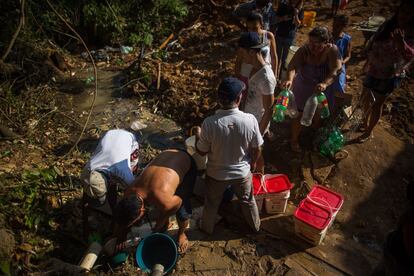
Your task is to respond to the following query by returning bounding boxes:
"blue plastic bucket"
[136,233,178,273]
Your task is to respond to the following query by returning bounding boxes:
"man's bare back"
[128,149,190,206]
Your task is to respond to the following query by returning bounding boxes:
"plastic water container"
[307,185,344,224]
[294,185,344,245]
[286,46,299,68]
[294,199,331,245]
[265,190,290,214]
[253,174,294,214]
[303,11,317,27]
[368,16,385,27]
[79,242,102,271]
[301,95,318,126]
[185,135,207,170]
[136,233,178,274]
[253,174,266,213]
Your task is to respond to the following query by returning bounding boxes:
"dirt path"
[43,0,414,274]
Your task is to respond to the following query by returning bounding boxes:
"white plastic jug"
[286,46,299,68]
[185,135,207,170]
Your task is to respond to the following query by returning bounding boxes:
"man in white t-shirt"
[195,77,263,234]
[81,129,139,207]
[239,32,276,173]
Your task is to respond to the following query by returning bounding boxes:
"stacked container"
[253,174,294,214]
[294,185,344,245]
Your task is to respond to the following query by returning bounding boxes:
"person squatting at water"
[195,77,262,234]
[81,129,140,209]
[113,149,196,253]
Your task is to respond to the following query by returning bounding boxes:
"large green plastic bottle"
[317,92,330,119]
[273,89,290,122]
[320,127,344,157]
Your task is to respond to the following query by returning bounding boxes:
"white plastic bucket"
[285,46,299,68]
[185,135,207,170]
[294,218,330,246]
[254,194,266,214]
[264,190,290,214]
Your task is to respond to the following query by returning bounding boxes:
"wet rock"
[0,228,15,261]
[311,152,335,184]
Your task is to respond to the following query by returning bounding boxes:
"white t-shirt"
[244,64,276,123]
[87,129,139,185]
[196,108,264,181]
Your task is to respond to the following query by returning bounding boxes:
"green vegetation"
[0,168,59,231]
[1,0,188,52]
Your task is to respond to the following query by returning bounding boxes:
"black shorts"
[363,75,402,96]
[174,149,197,221]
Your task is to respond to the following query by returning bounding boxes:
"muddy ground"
[0,0,413,275]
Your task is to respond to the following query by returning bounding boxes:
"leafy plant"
[0,168,58,231]
[80,0,188,46]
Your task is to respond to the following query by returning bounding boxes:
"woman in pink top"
[358,0,414,142]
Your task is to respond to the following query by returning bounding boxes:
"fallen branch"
[57,111,83,128]
[156,62,161,90]
[159,33,174,50]
[45,0,98,159]
[1,0,25,61]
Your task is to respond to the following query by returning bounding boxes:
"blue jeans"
[276,36,295,70]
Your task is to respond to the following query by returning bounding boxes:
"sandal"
[357,125,367,133]
[357,133,374,143]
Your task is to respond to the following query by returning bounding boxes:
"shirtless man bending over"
[114,149,196,253]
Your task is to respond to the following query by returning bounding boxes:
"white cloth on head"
[196,108,264,181]
[244,64,276,124]
[86,129,139,185]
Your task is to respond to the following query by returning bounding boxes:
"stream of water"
[58,66,184,150]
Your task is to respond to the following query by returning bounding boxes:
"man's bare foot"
[357,132,374,143]
[177,232,189,254]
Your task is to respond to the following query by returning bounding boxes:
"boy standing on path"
[330,15,352,109]
[195,77,263,234]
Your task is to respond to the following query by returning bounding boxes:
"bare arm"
[293,0,304,25]
[194,125,209,156]
[153,194,182,231]
[282,46,305,88]
[235,48,243,77]
[250,146,262,172]
[296,0,304,10]
[259,93,275,134]
[343,40,352,64]
[315,46,342,93]
[323,46,342,86]
[268,32,278,76]
[195,136,208,156]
